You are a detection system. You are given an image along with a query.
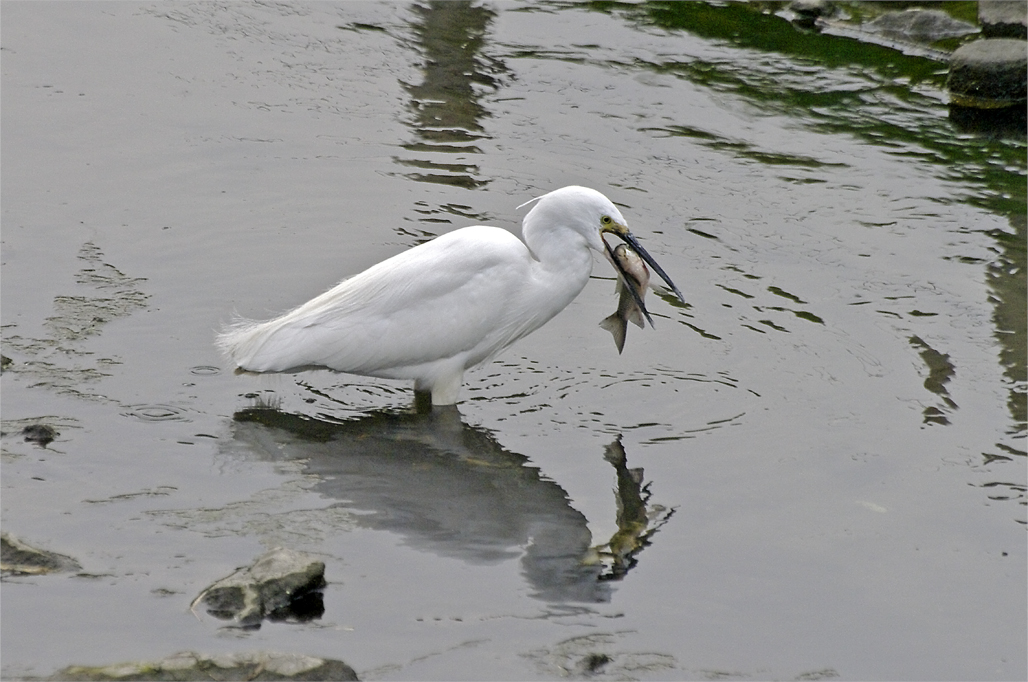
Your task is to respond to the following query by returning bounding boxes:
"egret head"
[521,186,623,251]
[521,186,685,309]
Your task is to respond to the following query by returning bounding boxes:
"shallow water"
[1,2,1024,680]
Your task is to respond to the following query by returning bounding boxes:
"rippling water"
[2,2,1024,680]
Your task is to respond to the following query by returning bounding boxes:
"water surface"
[2,2,1024,680]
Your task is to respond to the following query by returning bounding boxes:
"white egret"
[218,186,684,405]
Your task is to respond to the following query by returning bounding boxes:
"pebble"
[22,423,59,445]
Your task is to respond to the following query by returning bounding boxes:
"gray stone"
[865,9,979,42]
[22,423,59,445]
[51,651,358,681]
[1,533,81,575]
[948,38,1028,108]
[789,0,835,20]
[193,548,326,627]
[980,0,1028,39]
[787,0,837,30]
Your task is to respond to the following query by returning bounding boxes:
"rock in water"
[948,38,1028,109]
[865,9,979,42]
[1,533,81,575]
[193,547,326,628]
[52,651,358,681]
[980,0,1027,39]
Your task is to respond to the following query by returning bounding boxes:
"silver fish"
[600,244,650,354]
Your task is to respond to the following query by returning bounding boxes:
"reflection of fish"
[585,435,673,581]
[600,244,650,354]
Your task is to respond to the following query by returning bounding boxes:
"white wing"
[218,226,545,378]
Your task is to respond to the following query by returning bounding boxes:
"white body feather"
[218,186,622,405]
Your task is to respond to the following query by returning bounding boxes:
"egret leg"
[412,389,433,414]
[430,371,464,406]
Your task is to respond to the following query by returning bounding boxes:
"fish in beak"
[601,243,650,354]
[600,221,686,329]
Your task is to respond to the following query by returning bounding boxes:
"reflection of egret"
[218,186,684,405]
[227,404,613,604]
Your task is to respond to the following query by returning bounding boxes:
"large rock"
[980,0,1028,39]
[192,548,326,628]
[864,9,979,42]
[52,651,358,681]
[948,38,1028,108]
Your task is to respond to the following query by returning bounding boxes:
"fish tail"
[599,313,627,354]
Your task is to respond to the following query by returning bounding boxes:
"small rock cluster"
[947,1,1027,111]
[3,539,348,680]
[788,0,1026,132]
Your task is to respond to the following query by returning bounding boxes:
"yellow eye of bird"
[601,215,612,226]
